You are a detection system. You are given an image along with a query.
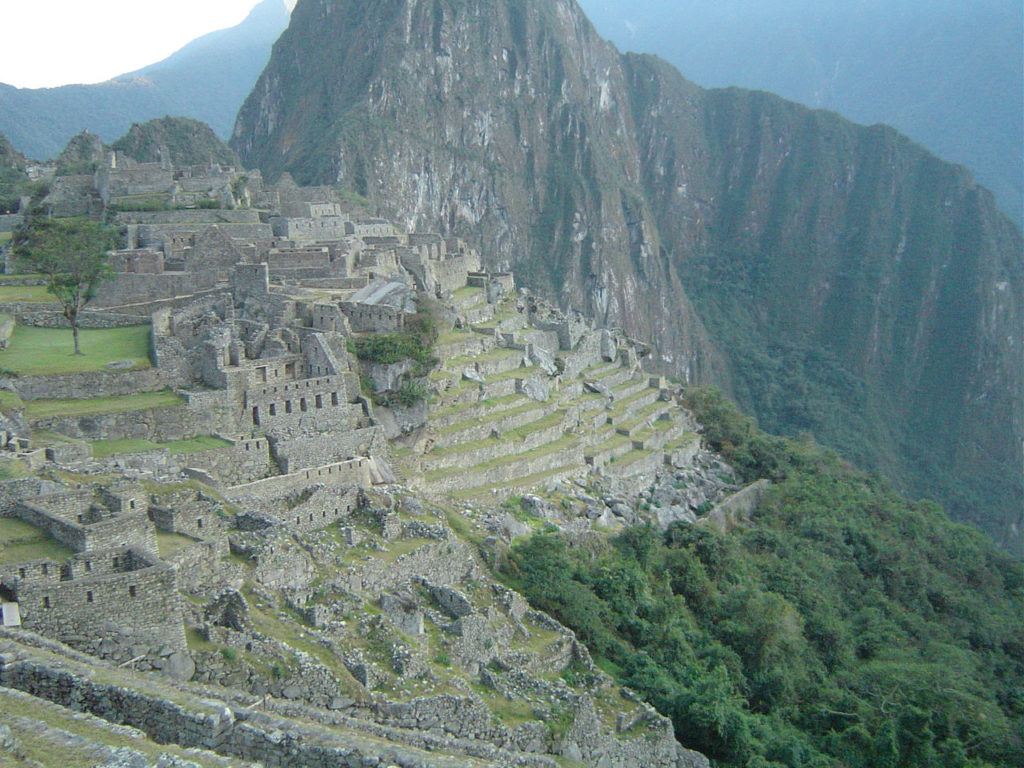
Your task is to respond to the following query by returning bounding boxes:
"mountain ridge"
[231,0,1024,552]
[0,0,290,161]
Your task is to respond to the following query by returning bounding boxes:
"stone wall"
[13,555,186,657]
[231,479,363,536]
[163,538,229,593]
[98,436,272,486]
[0,305,148,328]
[273,426,384,475]
[30,402,236,443]
[340,302,403,333]
[14,500,157,555]
[0,638,572,768]
[116,209,262,226]
[91,270,220,308]
[14,368,164,401]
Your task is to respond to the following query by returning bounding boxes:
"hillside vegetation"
[503,390,1024,767]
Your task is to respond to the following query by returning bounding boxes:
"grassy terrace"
[450,464,581,500]
[606,385,658,418]
[424,434,579,482]
[0,325,152,375]
[615,400,671,434]
[156,530,199,558]
[0,517,73,565]
[0,388,24,413]
[0,285,56,303]
[451,285,483,301]
[25,390,184,420]
[435,397,547,436]
[90,435,231,458]
[0,688,253,768]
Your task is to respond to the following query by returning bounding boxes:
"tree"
[14,219,119,354]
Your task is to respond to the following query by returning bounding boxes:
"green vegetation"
[155,530,199,558]
[349,308,440,407]
[0,517,74,565]
[25,390,183,420]
[0,284,57,303]
[12,218,121,354]
[502,389,1024,768]
[0,325,151,375]
[110,117,239,168]
[90,435,231,459]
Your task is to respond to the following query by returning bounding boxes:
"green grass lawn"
[156,530,199,558]
[25,390,184,420]
[91,435,231,458]
[0,285,57,303]
[0,517,74,565]
[0,325,152,375]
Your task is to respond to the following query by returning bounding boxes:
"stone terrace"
[396,284,697,500]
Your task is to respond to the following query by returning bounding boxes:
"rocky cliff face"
[232,0,1024,550]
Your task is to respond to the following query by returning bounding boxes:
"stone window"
[43,596,50,608]
[130,500,136,510]
[18,568,25,579]
[113,556,120,568]
[300,398,308,412]
[252,406,261,426]
[332,392,339,406]
[285,401,292,414]
[129,585,136,597]
[85,561,91,572]
[269,404,276,416]
[315,394,323,409]
[197,518,204,529]
[40,564,48,576]
[87,591,93,603]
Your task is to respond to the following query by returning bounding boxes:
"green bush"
[500,400,1024,768]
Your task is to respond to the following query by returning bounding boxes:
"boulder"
[164,651,196,682]
[462,367,485,384]
[518,374,550,402]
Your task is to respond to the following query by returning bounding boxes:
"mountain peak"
[233,0,1023,552]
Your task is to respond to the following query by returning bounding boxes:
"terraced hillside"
[394,285,700,500]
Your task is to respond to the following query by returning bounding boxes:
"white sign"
[1,602,21,627]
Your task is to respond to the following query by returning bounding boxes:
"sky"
[0,0,293,89]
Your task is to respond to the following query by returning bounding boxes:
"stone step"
[421,414,567,473]
[451,463,583,501]
[580,363,635,390]
[428,392,529,431]
[606,387,662,424]
[423,435,583,496]
[434,331,492,360]
[613,401,674,437]
[453,347,527,378]
[584,432,636,469]
[630,415,687,451]
[429,398,563,450]
[603,447,663,478]
[609,376,651,401]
